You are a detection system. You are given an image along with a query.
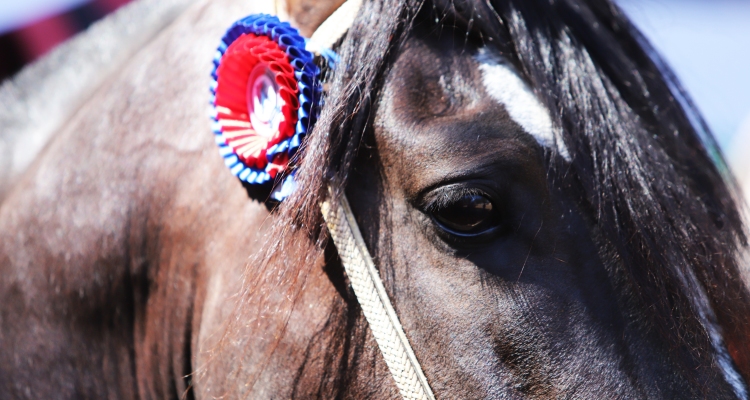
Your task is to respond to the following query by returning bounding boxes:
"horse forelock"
[226,0,750,395]
[0,0,197,202]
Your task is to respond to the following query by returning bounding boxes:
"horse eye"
[431,193,499,236]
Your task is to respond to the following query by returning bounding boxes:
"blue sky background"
[617,0,750,151]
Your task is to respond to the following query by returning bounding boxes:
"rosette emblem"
[210,14,322,196]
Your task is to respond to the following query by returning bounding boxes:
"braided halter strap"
[303,1,435,397]
[306,1,435,397]
[321,193,436,400]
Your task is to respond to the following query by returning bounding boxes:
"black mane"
[477,0,750,384]
[269,0,750,388]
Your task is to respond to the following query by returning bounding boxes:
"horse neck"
[0,0,197,201]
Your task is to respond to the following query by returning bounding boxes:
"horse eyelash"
[421,186,487,212]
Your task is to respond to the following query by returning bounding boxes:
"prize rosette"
[209,14,322,198]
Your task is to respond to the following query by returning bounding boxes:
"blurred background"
[0,0,131,78]
[0,0,748,187]
[616,0,750,194]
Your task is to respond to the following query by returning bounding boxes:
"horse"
[1,0,750,397]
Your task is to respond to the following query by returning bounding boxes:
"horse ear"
[282,0,347,37]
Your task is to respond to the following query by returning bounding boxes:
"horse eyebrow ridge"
[475,48,570,161]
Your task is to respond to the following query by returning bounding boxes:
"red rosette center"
[214,34,299,170]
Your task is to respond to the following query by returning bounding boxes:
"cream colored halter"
[274,0,436,398]
[321,193,435,400]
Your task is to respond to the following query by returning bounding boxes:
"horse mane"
[221,0,750,393]
[482,0,750,386]
[0,0,196,200]
[439,0,750,389]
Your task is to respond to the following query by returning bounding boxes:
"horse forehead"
[474,49,570,160]
[376,41,568,166]
[373,42,552,186]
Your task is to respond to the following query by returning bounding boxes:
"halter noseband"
[209,3,435,398]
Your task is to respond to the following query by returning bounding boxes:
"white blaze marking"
[475,50,570,161]
[477,49,749,398]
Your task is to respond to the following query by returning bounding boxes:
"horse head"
[1,0,749,398]
[218,0,750,397]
